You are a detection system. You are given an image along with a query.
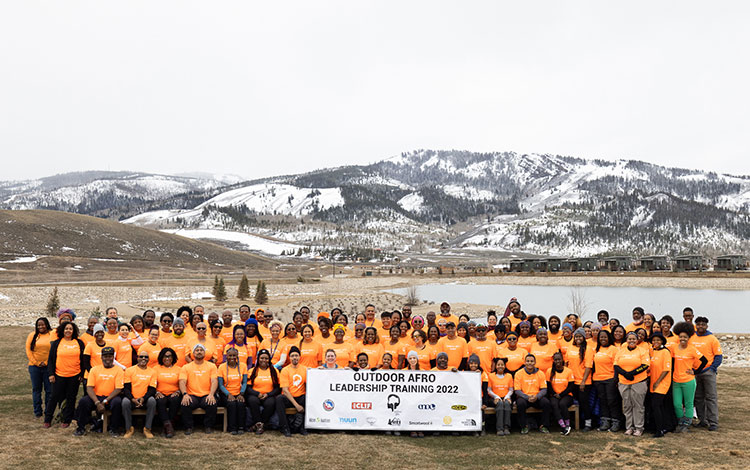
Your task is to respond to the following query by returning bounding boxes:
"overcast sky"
[1,1,749,181]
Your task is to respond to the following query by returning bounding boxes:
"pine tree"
[237,274,250,300]
[46,287,60,317]
[215,277,227,302]
[212,275,220,298]
[254,280,268,304]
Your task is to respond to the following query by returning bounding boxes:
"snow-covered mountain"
[5,152,750,258]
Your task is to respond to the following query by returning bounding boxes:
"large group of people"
[25,299,723,438]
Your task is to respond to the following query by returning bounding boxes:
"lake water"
[387,283,749,333]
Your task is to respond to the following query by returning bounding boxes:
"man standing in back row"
[689,316,722,431]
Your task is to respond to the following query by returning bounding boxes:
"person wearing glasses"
[186,322,218,364]
[122,351,157,439]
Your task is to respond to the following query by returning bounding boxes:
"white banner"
[305,369,482,431]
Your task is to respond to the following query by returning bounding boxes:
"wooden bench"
[102,407,227,433]
[483,404,579,429]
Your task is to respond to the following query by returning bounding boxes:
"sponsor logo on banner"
[418,403,436,410]
[388,418,401,426]
[387,394,401,412]
[443,416,452,425]
[409,421,433,426]
[351,402,372,410]
[308,417,331,424]
[451,404,467,411]
[366,417,377,426]
[461,419,477,426]
[339,417,357,424]
[323,399,335,411]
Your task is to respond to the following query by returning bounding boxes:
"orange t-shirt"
[625,322,643,333]
[279,365,307,397]
[508,315,525,331]
[113,337,134,368]
[496,346,526,373]
[592,346,617,381]
[355,342,384,368]
[438,336,469,369]
[614,346,650,384]
[514,368,547,396]
[328,342,356,368]
[260,338,288,365]
[665,334,680,354]
[55,338,83,377]
[209,337,226,365]
[548,331,562,344]
[187,338,217,363]
[689,334,722,367]
[224,342,253,368]
[516,335,537,353]
[218,362,248,396]
[546,367,574,394]
[487,373,514,398]
[649,348,672,394]
[557,336,574,358]
[383,341,407,365]
[221,326,235,345]
[378,327,394,345]
[160,334,190,366]
[80,332,96,347]
[83,339,114,379]
[179,361,218,396]
[468,339,495,373]
[87,364,124,396]
[139,341,162,368]
[26,332,53,367]
[529,342,559,373]
[154,365,181,395]
[298,339,323,368]
[672,345,703,383]
[124,366,157,399]
[249,367,275,394]
[407,345,434,371]
[565,345,594,385]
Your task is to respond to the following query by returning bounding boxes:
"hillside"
[0,210,277,281]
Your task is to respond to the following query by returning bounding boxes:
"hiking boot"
[539,426,549,434]
[282,428,292,438]
[204,427,213,434]
[609,419,621,432]
[504,428,511,435]
[143,428,154,439]
[653,430,664,438]
[163,421,174,438]
[521,426,529,435]
[184,428,193,436]
[123,426,135,439]
[708,425,719,431]
[598,418,610,431]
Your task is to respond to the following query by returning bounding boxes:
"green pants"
[673,379,696,419]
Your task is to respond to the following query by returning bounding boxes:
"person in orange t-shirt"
[513,354,551,433]
[547,352,575,434]
[154,347,182,438]
[276,346,308,437]
[671,322,708,432]
[614,332,650,436]
[496,332,526,374]
[217,348,248,435]
[246,349,281,434]
[356,327,385,369]
[74,346,123,435]
[384,325,407,369]
[649,332,672,438]
[328,324,356,368]
[44,322,84,428]
[122,352,158,438]
[208,320,227,366]
[566,328,594,431]
[690,316,723,430]
[592,329,621,432]
[468,324,495,373]
[138,326,162,368]
[487,358,514,435]
[298,325,323,368]
[26,317,53,418]
[515,321,537,352]
[160,318,190,366]
[438,322,469,370]
[529,329,559,373]
[179,343,218,434]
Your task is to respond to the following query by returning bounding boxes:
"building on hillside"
[674,255,703,271]
[570,257,601,272]
[543,258,567,272]
[637,256,670,271]
[714,254,747,271]
[509,260,524,272]
[603,256,633,271]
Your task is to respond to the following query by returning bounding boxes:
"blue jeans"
[29,365,51,417]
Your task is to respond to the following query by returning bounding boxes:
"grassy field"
[5,326,749,470]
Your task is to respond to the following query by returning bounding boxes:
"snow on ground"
[443,185,495,201]
[0,293,10,301]
[161,229,302,256]
[195,183,344,217]
[191,292,213,299]
[2,256,39,263]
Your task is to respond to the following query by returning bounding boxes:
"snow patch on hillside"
[162,229,303,256]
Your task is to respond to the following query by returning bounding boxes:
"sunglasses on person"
[162,319,173,323]
[264,314,273,319]
[196,326,207,330]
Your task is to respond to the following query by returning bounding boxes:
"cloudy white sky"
[1,1,748,181]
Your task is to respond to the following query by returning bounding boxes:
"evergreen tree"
[254,280,268,304]
[215,277,228,302]
[212,275,220,298]
[46,287,60,317]
[237,274,250,300]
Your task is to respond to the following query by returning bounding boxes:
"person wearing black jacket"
[44,322,85,428]
[121,351,157,439]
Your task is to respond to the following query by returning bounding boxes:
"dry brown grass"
[4,325,749,470]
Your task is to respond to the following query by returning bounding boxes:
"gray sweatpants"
[618,380,647,432]
[695,369,719,427]
[122,396,156,430]
[495,399,512,431]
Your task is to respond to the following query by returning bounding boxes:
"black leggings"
[650,392,669,433]
[156,394,181,424]
[246,395,276,425]
[594,379,619,419]
[574,384,593,422]
[550,394,574,422]
[44,375,79,424]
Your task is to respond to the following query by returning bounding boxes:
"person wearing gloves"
[178,343,218,435]
[514,354,551,434]
[487,357,514,435]
[122,351,157,439]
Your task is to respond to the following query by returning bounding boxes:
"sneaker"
[633,429,643,437]
[61,423,70,429]
[204,427,213,434]
[184,428,193,436]
[539,426,549,434]
[123,426,135,439]
[108,429,119,437]
[504,428,511,436]
[300,429,309,436]
[282,428,292,438]
[562,426,572,436]
[708,425,719,432]
[231,430,238,436]
[624,429,634,436]
[521,426,529,435]
[653,430,664,438]
[73,428,85,436]
[598,419,610,432]
[582,425,592,432]
[144,428,154,439]
[609,420,621,433]
[43,422,51,429]
[496,431,504,436]
[255,423,264,435]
